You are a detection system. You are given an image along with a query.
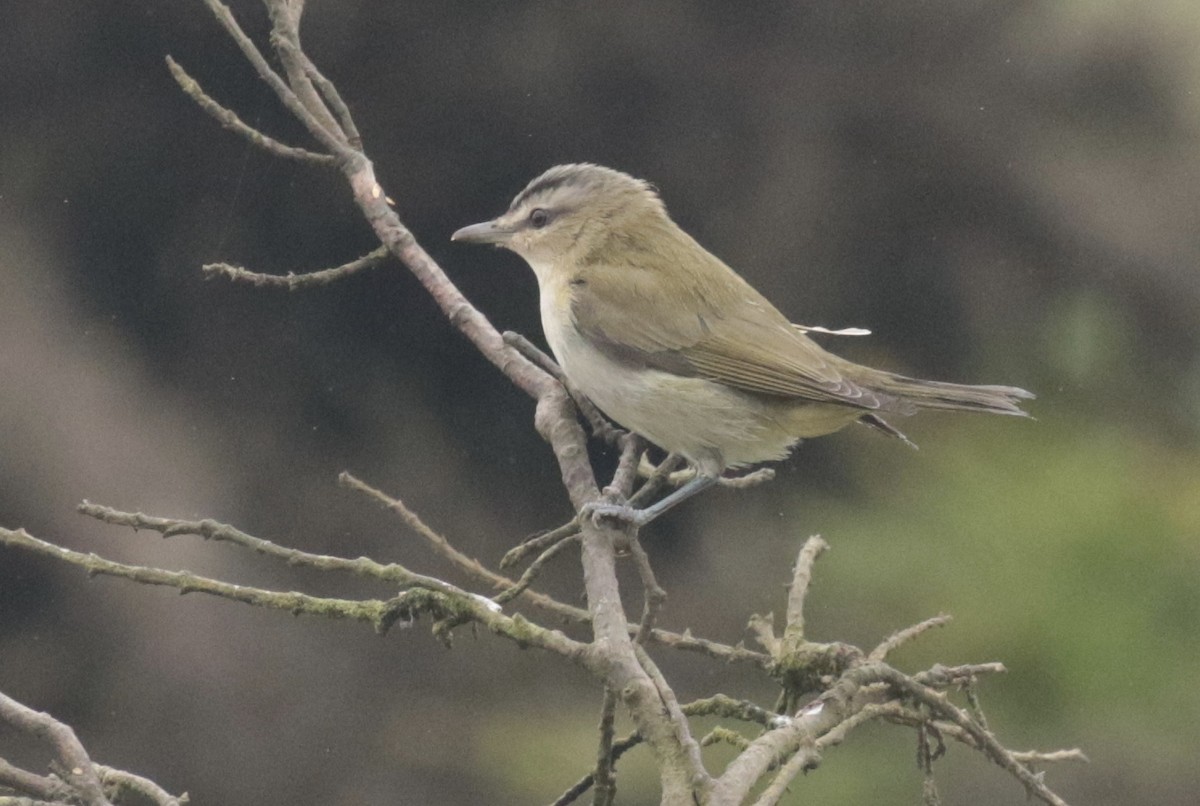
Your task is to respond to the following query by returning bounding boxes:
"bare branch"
[627,537,666,646]
[869,614,953,661]
[1012,749,1090,765]
[682,695,785,728]
[606,433,645,501]
[592,688,619,806]
[264,5,346,143]
[76,501,485,600]
[0,526,587,659]
[339,473,768,665]
[199,0,351,158]
[339,472,589,622]
[717,467,776,489]
[850,664,1074,806]
[782,535,828,647]
[502,331,619,443]
[700,727,751,751]
[914,662,1007,686]
[501,331,564,382]
[964,678,990,730]
[751,742,818,806]
[501,522,581,571]
[202,246,389,289]
[0,757,70,802]
[501,526,581,572]
[649,628,771,668]
[550,732,641,806]
[748,611,780,656]
[714,644,1077,806]
[631,643,706,787]
[493,533,580,606]
[165,55,333,164]
[96,766,188,806]
[628,453,686,508]
[575,521,713,801]
[293,48,361,147]
[0,692,111,806]
[632,455,772,491]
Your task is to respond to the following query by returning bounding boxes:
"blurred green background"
[1,1,1198,803]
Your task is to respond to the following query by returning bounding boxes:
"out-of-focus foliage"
[0,1,1197,804]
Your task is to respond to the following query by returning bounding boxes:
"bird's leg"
[580,472,719,528]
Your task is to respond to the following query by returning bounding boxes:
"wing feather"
[566,251,881,410]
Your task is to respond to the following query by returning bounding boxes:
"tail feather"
[870,371,1034,417]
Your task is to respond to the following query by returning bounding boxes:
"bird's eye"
[529,208,550,229]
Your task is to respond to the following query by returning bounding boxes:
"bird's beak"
[451,219,513,245]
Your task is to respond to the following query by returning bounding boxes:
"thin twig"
[502,331,563,381]
[682,695,785,727]
[917,719,945,806]
[77,501,484,602]
[0,526,546,643]
[199,0,352,159]
[651,629,771,667]
[592,689,619,806]
[202,246,389,289]
[631,455,772,491]
[339,472,768,664]
[605,433,644,501]
[503,331,619,442]
[700,726,751,750]
[338,473,589,621]
[884,709,1087,766]
[501,522,582,570]
[868,614,953,661]
[914,663,1007,687]
[165,55,333,164]
[751,742,819,806]
[627,535,666,645]
[550,733,641,806]
[628,453,686,506]
[96,765,188,806]
[782,536,829,647]
[965,680,989,731]
[747,612,780,656]
[296,48,361,147]
[718,467,776,489]
[865,664,1073,806]
[494,533,580,605]
[1011,749,1089,765]
[264,8,345,142]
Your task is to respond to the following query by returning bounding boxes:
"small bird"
[453,164,1032,526]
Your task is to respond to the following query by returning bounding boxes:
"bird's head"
[452,163,670,276]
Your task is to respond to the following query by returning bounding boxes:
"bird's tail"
[869,370,1034,417]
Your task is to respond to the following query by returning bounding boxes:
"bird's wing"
[568,260,881,409]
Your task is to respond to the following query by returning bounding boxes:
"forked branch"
[0,689,187,806]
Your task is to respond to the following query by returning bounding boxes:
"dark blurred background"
[2,1,1198,803]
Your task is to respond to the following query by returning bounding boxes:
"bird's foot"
[579,500,651,529]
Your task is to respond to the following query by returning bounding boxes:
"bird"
[452,163,1032,526]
